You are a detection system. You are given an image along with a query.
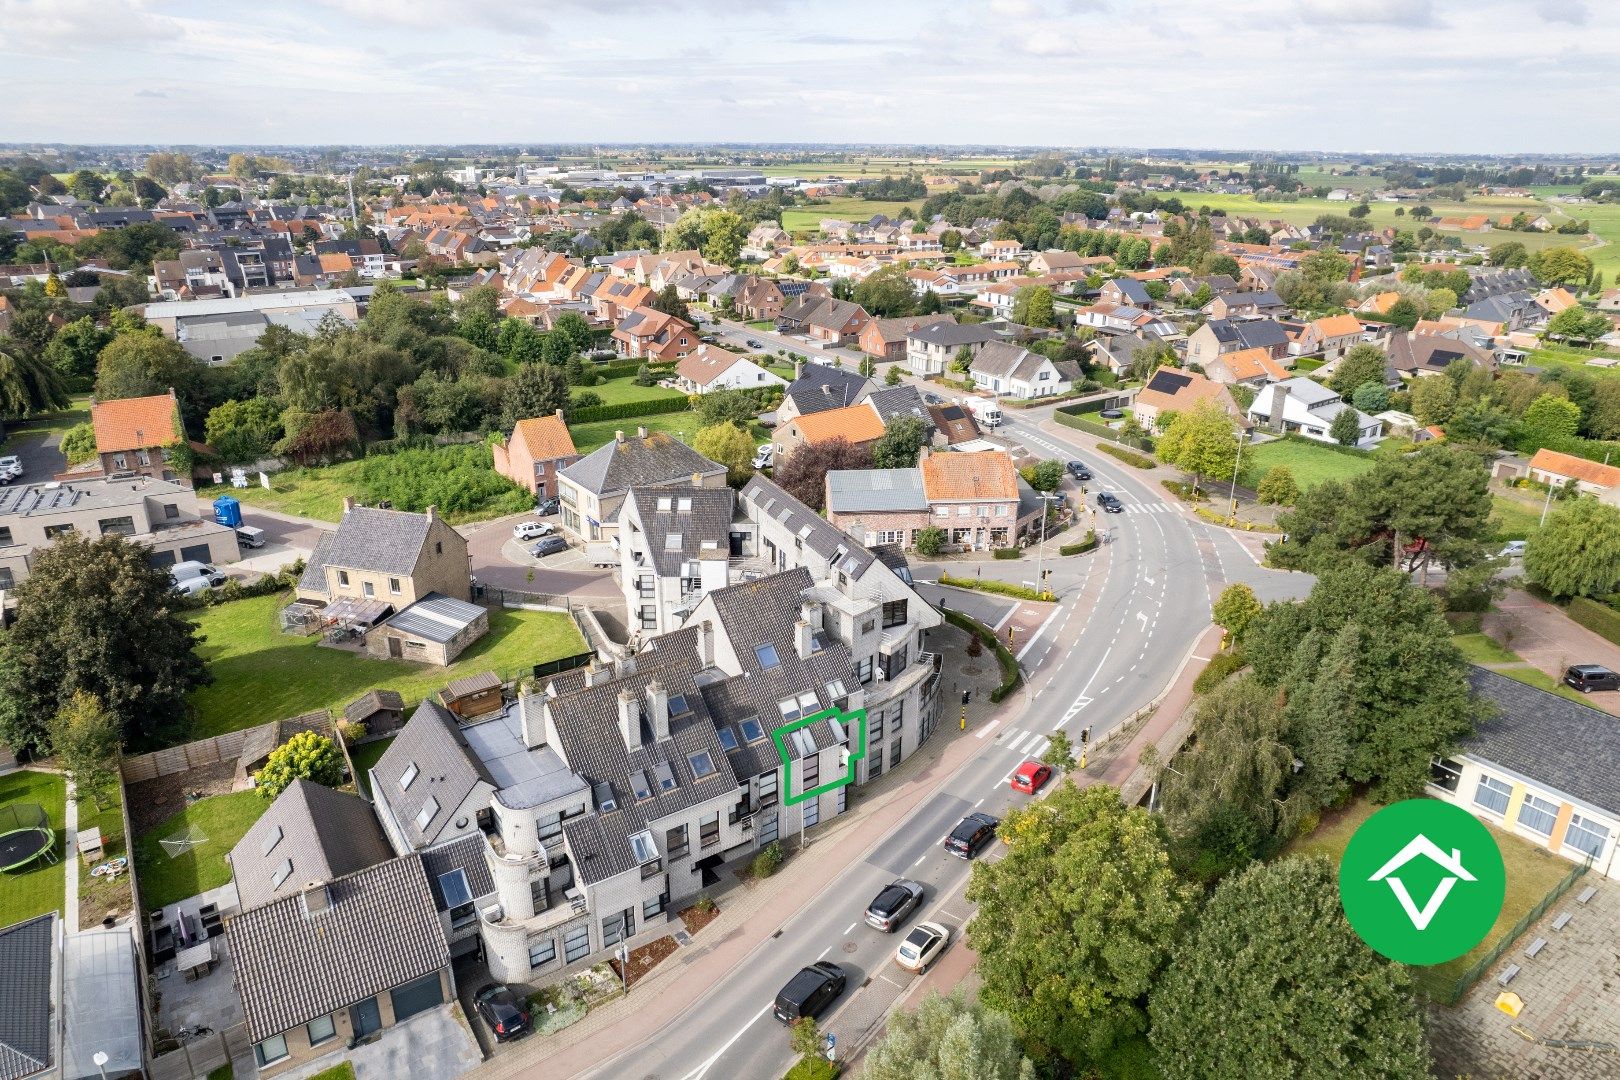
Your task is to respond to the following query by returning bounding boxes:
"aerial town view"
[4,2,1620,1079]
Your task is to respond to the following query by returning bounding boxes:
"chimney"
[425,504,438,520]
[646,679,670,741]
[617,689,641,751]
[638,425,648,438]
[615,429,626,443]
[794,359,804,380]
[555,409,565,421]
[1269,383,1289,434]
[518,692,557,750]
[697,620,714,667]
[300,882,333,917]
[690,472,701,487]
[795,619,815,660]
[341,495,356,513]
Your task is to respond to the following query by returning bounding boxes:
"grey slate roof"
[740,475,878,579]
[906,321,1000,349]
[420,833,495,910]
[1465,666,1620,816]
[627,486,737,576]
[864,385,936,435]
[1107,278,1152,305]
[783,364,873,415]
[297,531,335,595]
[0,913,52,1080]
[826,469,927,512]
[326,505,434,575]
[384,592,486,644]
[229,779,393,911]
[1208,318,1289,350]
[227,855,449,1042]
[372,701,496,848]
[345,689,405,723]
[970,340,1049,383]
[560,432,726,497]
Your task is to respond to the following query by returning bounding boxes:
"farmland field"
[782,198,923,234]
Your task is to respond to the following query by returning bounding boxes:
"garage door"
[148,550,177,568]
[179,544,212,564]
[389,972,444,1023]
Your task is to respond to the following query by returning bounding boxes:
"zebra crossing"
[1119,502,1178,514]
[998,726,1051,760]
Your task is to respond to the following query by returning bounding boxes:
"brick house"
[772,402,886,462]
[611,306,698,361]
[492,411,581,500]
[858,315,951,362]
[825,468,932,546]
[918,449,1021,550]
[87,390,191,485]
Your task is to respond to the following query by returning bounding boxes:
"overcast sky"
[0,0,1608,154]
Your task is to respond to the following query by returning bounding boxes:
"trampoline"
[0,802,56,872]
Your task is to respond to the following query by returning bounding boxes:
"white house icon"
[1368,834,1476,931]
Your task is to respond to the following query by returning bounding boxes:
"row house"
[778,295,871,345]
[1290,313,1367,361]
[557,429,728,543]
[858,314,952,362]
[1184,318,1291,367]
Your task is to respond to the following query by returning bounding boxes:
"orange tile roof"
[91,392,180,453]
[1217,347,1289,382]
[511,414,577,462]
[793,403,886,446]
[1357,291,1401,314]
[921,450,1018,502]
[1529,448,1620,490]
[1311,313,1363,338]
[318,253,352,272]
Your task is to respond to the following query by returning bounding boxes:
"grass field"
[1,394,92,452]
[1287,796,1575,1001]
[348,736,396,799]
[133,790,268,910]
[1242,438,1379,490]
[78,783,132,929]
[569,410,770,455]
[576,376,687,408]
[0,770,67,926]
[184,594,585,739]
[782,198,921,234]
[1521,345,1620,379]
[1491,492,1546,541]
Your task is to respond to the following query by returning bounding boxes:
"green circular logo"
[1338,799,1506,965]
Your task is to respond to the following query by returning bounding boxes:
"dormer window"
[654,762,677,792]
[629,770,653,801]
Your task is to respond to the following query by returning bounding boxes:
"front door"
[387,637,403,659]
[350,996,382,1038]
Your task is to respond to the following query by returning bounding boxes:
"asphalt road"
[709,315,868,367]
[575,404,1307,1080]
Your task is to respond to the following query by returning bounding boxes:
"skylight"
[630,769,653,801]
[739,717,765,743]
[437,868,472,909]
[630,831,658,865]
[416,796,440,831]
[668,694,691,716]
[261,825,283,857]
[755,643,781,669]
[595,780,619,813]
[716,727,739,751]
[665,533,683,551]
[400,762,419,790]
[654,762,678,792]
[270,859,293,891]
[689,750,717,779]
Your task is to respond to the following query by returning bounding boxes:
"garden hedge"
[568,396,692,425]
[1569,597,1620,647]
[939,608,1023,703]
[1097,443,1156,469]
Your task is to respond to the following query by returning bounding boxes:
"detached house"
[557,429,728,542]
[1387,333,1495,380]
[778,296,871,345]
[1099,277,1153,309]
[1523,448,1620,506]
[674,345,786,395]
[1185,318,1291,367]
[1203,290,1287,320]
[905,321,1000,378]
[612,306,698,361]
[777,364,874,424]
[1292,313,1366,361]
[1133,368,1249,433]
[968,341,1075,400]
[85,390,192,485]
[1247,378,1383,448]
[1202,346,1291,388]
[492,411,581,500]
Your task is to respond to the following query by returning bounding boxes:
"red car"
[1010,760,1052,794]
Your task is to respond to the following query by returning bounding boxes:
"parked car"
[530,535,568,557]
[923,392,944,405]
[1066,461,1092,481]
[894,921,951,974]
[1097,492,1124,514]
[1497,540,1527,559]
[864,879,925,933]
[1099,408,1124,420]
[473,984,531,1042]
[752,444,774,469]
[171,575,218,597]
[514,520,556,542]
[0,455,22,475]
[943,812,999,860]
[1010,760,1052,794]
[171,561,226,587]
[235,526,266,549]
[535,496,560,517]
[1563,665,1620,693]
[746,338,764,349]
[774,962,846,1023]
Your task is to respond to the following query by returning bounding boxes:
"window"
[643,892,667,920]
[400,762,419,790]
[1566,813,1611,859]
[778,691,819,723]
[390,972,444,1022]
[716,726,739,752]
[654,762,678,792]
[867,752,883,779]
[1473,774,1512,815]
[803,797,820,828]
[338,570,350,586]
[826,679,846,701]
[363,580,375,598]
[666,824,689,859]
[630,830,659,865]
[640,606,658,630]
[0,527,10,545]
[630,770,653,801]
[755,643,781,669]
[668,694,691,716]
[261,825,283,856]
[270,859,292,891]
[740,717,765,743]
[529,938,557,968]
[881,646,908,681]
[890,739,902,769]
[689,750,717,780]
[307,1015,336,1047]
[593,781,618,814]
[43,523,75,539]
[564,922,592,963]
[869,710,885,742]
[801,753,820,789]
[0,568,10,590]
[758,771,779,808]
[254,1034,289,1067]
[1430,758,1462,793]
[1518,793,1559,837]
[163,503,179,519]
[882,599,908,628]
[856,656,874,685]
[861,619,875,636]
[97,516,136,537]
[436,541,443,555]
[113,454,127,470]
[416,796,441,831]
[700,811,720,848]
[602,909,634,948]
[389,577,401,594]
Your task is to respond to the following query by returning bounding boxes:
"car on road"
[530,535,568,557]
[1097,492,1124,514]
[1099,408,1125,420]
[864,879,925,932]
[1010,760,1053,794]
[894,921,952,974]
[1066,460,1092,481]
[535,496,560,517]
[746,338,764,349]
[473,984,531,1042]
[923,391,944,405]
[1563,664,1620,693]
[773,962,846,1023]
[1497,540,1526,559]
[943,812,1000,860]
[0,455,22,474]
[513,520,556,541]
[235,526,267,549]
[171,560,227,587]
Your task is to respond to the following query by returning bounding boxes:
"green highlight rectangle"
[771,707,867,805]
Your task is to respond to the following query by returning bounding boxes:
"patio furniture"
[177,939,214,981]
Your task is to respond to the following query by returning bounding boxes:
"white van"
[970,399,1002,428]
[171,561,226,587]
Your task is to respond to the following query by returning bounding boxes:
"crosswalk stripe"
[1027,737,1050,760]
[1006,730,1033,753]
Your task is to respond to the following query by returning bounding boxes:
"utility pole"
[1540,479,1556,527]
[1033,491,1059,599]
[1227,430,1250,521]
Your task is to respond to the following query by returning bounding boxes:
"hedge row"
[992,548,1021,560]
[1568,597,1620,647]
[938,573,1053,602]
[594,359,675,381]
[1097,443,1156,469]
[1191,507,1283,533]
[1192,649,1246,694]
[939,608,1023,704]
[568,396,692,424]
[1059,530,1099,556]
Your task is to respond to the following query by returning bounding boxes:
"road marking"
[880,973,911,989]
[679,1005,772,1080]
[1028,737,1049,759]
[1190,654,1211,662]
[912,853,928,867]
[1136,611,1148,628]
[974,797,985,808]
[1143,575,1157,586]
[975,719,1002,740]
[844,922,857,936]
[817,946,832,960]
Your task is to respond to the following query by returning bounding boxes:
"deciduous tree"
[47,691,122,811]
[256,731,344,800]
[500,360,571,428]
[773,436,872,511]
[693,421,756,484]
[1327,343,1388,397]
[0,337,70,417]
[1212,583,1262,639]
[1156,401,1237,494]
[1255,465,1299,506]
[1524,498,1620,598]
[872,415,927,469]
[864,989,1036,1080]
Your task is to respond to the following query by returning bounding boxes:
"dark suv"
[1067,460,1092,481]
[473,984,531,1042]
[774,962,846,1023]
[943,812,1000,859]
[1096,492,1124,514]
[864,879,924,932]
[1564,665,1620,692]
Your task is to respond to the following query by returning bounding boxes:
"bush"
[992,547,1021,560]
[1192,650,1245,694]
[336,718,366,744]
[1060,530,1099,556]
[912,526,945,557]
[938,573,1051,601]
[257,731,344,799]
[1256,465,1300,506]
[567,396,691,425]
[354,443,531,520]
[1161,479,1209,503]
[1444,611,1484,634]
[751,841,785,879]
[1569,596,1620,646]
[784,1056,840,1080]
[940,608,1022,702]
[1096,443,1156,469]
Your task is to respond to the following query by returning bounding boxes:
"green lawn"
[304,1062,355,1080]
[1243,438,1378,491]
[1452,632,1520,666]
[1520,345,1620,379]
[184,593,586,740]
[133,790,269,910]
[781,198,922,234]
[0,770,67,926]
[1287,797,1575,1001]
[576,376,687,408]
[349,736,396,799]
[1292,357,1326,373]
[569,410,770,455]
[1,394,92,451]
[78,783,132,930]
[1491,493,1546,541]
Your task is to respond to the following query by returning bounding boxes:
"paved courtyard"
[1429,876,1620,1079]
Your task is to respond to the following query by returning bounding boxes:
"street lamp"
[93,1051,109,1080]
[1033,491,1062,599]
[1227,429,1251,521]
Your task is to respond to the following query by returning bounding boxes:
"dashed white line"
[912,853,927,868]
[974,797,986,808]
[817,946,832,960]
[975,719,1002,740]
[843,922,857,936]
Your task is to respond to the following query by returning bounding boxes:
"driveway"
[1485,589,1620,716]
[462,511,618,600]
[1,428,67,482]
[272,1003,483,1080]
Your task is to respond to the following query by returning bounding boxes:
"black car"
[746,338,764,349]
[944,812,1000,859]
[1067,460,1092,481]
[1097,492,1124,514]
[1564,664,1620,692]
[864,879,925,932]
[774,961,846,1023]
[535,496,560,516]
[530,535,568,557]
[923,392,944,405]
[473,984,531,1042]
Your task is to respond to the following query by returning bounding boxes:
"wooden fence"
[147,1023,251,1080]
[121,726,268,785]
